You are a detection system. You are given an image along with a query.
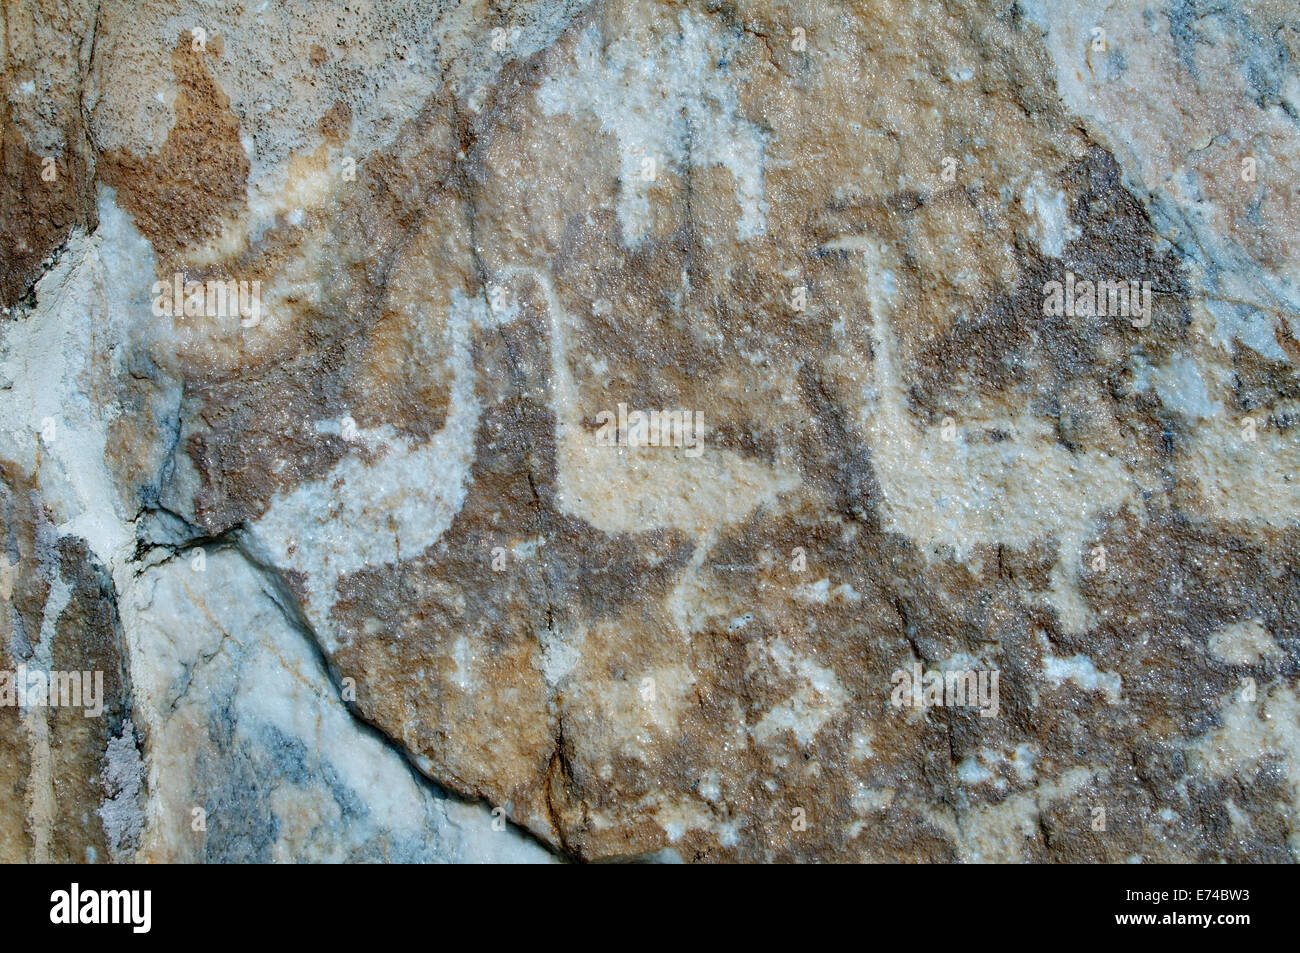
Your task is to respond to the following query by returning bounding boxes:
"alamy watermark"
[890,663,999,718]
[594,403,705,457]
[1043,271,1151,328]
[0,666,105,718]
[151,273,262,327]
[50,883,150,933]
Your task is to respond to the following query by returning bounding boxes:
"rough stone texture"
[1,0,1298,862]
[0,0,98,309]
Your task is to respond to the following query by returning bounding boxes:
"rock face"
[1,0,1298,863]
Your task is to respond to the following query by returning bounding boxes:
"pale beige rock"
[1,0,1298,863]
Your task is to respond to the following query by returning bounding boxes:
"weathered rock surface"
[1,0,1298,862]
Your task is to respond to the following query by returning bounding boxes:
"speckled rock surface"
[1,0,1298,862]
